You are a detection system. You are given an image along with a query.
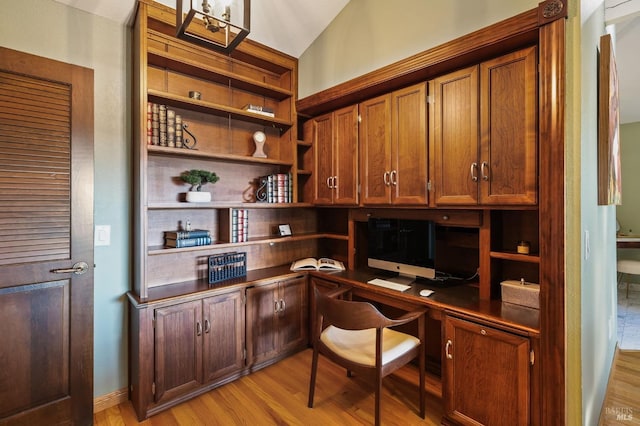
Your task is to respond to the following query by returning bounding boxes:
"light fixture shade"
[176,0,250,54]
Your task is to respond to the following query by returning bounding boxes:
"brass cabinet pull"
[326,176,332,188]
[390,170,398,186]
[280,299,286,313]
[196,322,202,336]
[333,175,338,189]
[470,163,478,182]
[383,171,390,186]
[204,319,211,333]
[445,339,453,359]
[481,161,489,181]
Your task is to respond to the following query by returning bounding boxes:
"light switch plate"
[95,225,111,246]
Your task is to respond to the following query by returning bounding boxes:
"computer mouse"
[419,289,434,297]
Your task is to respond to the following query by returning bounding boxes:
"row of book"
[164,229,212,248]
[256,173,293,203]
[230,209,249,243]
[147,102,187,148]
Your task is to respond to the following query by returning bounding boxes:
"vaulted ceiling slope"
[51,0,350,59]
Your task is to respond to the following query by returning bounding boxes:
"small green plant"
[180,169,219,191]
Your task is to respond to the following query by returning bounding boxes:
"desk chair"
[617,259,640,298]
[308,287,426,426]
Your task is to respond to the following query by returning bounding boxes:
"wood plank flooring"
[599,350,640,425]
[94,349,443,425]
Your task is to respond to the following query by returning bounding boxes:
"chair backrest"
[316,289,394,331]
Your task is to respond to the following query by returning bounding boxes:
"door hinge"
[530,349,535,366]
[152,382,156,396]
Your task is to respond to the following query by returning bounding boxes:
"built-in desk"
[617,235,640,249]
[309,268,540,335]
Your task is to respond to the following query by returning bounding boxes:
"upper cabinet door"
[430,66,480,205]
[480,46,538,205]
[359,94,392,205]
[311,113,334,205]
[392,83,428,205]
[333,104,359,205]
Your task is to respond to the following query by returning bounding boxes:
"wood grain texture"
[599,349,640,425]
[95,348,445,425]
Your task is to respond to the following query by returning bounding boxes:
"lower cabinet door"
[443,315,531,425]
[154,300,203,403]
[203,291,245,383]
[277,276,308,354]
[246,282,280,366]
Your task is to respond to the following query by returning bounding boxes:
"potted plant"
[181,169,219,202]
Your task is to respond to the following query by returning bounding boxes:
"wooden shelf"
[148,48,293,101]
[148,232,348,255]
[147,201,314,210]
[489,250,540,263]
[297,170,312,176]
[147,145,294,166]
[148,90,294,130]
[297,140,312,148]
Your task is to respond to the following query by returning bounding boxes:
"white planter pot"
[186,191,211,203]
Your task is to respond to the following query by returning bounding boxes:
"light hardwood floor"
[95,349,443,425]
[600,350,640,425]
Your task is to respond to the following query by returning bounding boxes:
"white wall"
[0,0,131,398]
[299,0,539,98]
[579,0,618,421]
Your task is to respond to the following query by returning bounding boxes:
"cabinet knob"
[442,215,449,221]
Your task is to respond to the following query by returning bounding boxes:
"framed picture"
[598,34,622,205]
[278,224,292,236]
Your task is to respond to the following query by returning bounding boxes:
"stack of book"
[242,104,275,117]
[148,102,184,148]
[257,173,293,203]
[164,229,212,248]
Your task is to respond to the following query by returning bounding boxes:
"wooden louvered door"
[0,47,94,425]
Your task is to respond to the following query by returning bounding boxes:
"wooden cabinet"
[360,83,428,205]
[442,315,531,425]
[246,275,308,367]
[309,104,359,205]
[153,290,245,405]
[430,46,537,206]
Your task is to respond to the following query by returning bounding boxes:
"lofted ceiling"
[52,0,640,124]
[51,0,350,59]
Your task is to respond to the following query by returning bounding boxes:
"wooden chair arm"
[386,308,427,327]
[323,286,353,299]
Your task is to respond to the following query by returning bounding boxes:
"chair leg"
[419,346,426,418]
[375,371,382,426]
[308,348,319,408]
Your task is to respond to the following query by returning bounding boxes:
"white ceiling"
[52,0,640,124]
[51,0,350,58]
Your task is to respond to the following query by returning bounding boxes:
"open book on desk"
[290,257,345,272]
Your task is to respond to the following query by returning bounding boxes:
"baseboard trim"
[94,387,129,413]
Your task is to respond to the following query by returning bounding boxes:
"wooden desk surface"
[311,268,540,336]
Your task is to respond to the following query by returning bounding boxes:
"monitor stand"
[385,274,416,285]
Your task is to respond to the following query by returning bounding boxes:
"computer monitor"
[367,217,436,284]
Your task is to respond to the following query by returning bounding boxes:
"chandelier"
[176,0,250,53]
